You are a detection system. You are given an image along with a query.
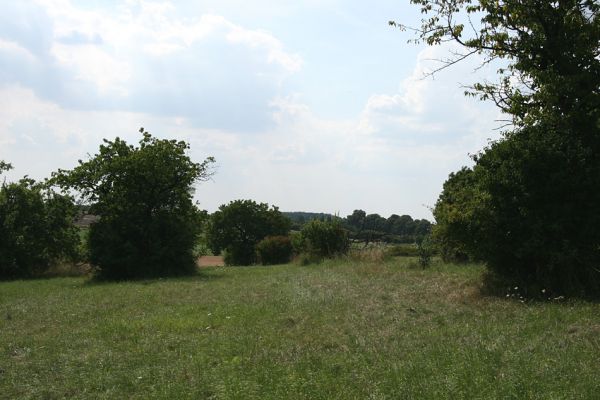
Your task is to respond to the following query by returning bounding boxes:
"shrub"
[51,130,214,280]
[207,200,290,266]
[256,236,293,265]
[416,235,434,268]
[0,175,79,279]
[295,218,349,260]
[434,123,600,297]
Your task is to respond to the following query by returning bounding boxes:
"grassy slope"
[1,258,599,399]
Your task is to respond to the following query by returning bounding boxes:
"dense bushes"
[0,164,79,278]
[434,123,600,296]
[207,200,290,266]
[294,219,349,260]
[256,236,293,265]
[409,0,600,297]
[52,130,214,280]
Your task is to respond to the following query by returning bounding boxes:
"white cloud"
[0,2,505,219]
[0,38,37,61]
[4,0,303,132]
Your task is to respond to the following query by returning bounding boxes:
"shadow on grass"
[0,262,91,282]
[479,270,600,304]
[82,267,228,287]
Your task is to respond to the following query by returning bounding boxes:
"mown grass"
[1,258,599,399]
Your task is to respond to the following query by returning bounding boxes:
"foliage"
[416,235,434,268]
[207,200,290,266]
[295,218,349,260]
[344,209,432,244]
[432,167,479,263]
[287,209,433,244]
[435,122,600,296]
[405,0,600,297]
[256,236,293,265]
[51,130,214,280]
[394,0,600,128]
[283,211,334,230]
[0,165,79,278]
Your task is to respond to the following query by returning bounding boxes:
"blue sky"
[0,0,501,219]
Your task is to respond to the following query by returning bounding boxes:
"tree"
[402,1,600,296]
[393,0,600,129]
[206,200,290,266]
[346,209,366,233]
[51,129,215,280]
[295,218,349,259]
[432,167,482,263]
[1,163,79,278]
[256,236,294,265]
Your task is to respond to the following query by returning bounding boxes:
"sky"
[0,0,503,220]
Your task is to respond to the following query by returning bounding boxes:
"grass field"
[1,258,599,399]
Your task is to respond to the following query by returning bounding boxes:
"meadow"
[1,257,599,399]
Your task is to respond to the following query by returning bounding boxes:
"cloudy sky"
[0,0,502,219]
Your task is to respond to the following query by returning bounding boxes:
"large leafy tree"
[51,129,215,280]
[403,1,600,296]
[394,0,600,128]
[207,200,290,266]
[0,162,79,278]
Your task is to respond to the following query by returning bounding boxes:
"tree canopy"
[207,199,290,266]
[51,129,215,279]
[404,0,600,296]
[394,0,600,128]
[1,162,79,278]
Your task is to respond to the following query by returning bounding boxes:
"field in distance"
[1,258,599,399]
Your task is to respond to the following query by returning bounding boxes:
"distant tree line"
[284,210,432,244]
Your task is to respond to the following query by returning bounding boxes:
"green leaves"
[404,0,600,128]
[207,200,291,266]
[0,171,79,278]
[50,130,215,280]
[412,1,600,296]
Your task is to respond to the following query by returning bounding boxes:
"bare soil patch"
[197,255,225,267]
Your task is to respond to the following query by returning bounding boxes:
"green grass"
[1,258,599,399]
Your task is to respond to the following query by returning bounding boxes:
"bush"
[0,175,79,279]
[256,236,293,265]
[434,123,600,297]
[295,219,349,260]
[416,236,434,268]
[51,130,214,280]
[207,200,290,266]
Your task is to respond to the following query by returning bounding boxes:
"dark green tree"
[0,163,79,278]
[432,167,481,263]
[295,218,349,259]
[51,129,215,280]
[207,200,290,266]
[393,0,600,128]
[403,0,600,296]
[346,209,366,233]
[256,236,293,265]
